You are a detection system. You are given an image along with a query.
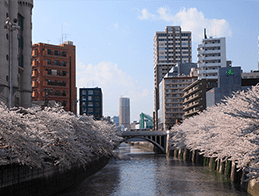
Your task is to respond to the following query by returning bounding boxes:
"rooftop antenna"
[61,24,63,44]
[204,28,207,39]
[121,91,127,97]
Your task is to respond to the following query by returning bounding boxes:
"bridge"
[118,130,168,153]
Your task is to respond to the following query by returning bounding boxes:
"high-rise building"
[153,26,192,129]
[119,97,130,130]
[79,87,103,120]
[197,29,227,80]
[31,41,77,114]
[0,0,33,108]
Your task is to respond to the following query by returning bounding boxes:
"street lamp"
[4,17,20,109]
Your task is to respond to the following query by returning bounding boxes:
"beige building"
[241,70,259,79]
[0,0,33,108]
[158,75,197,130]
[153,26,192,130]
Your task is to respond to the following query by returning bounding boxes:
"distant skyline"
[32,0,259,122]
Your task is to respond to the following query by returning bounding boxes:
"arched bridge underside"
[119,131,167,153]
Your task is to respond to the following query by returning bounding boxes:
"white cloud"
[77,60,153,121]
[138,8,156,20]
[138,7,232,41]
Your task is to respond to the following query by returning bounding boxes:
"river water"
[57,143,250,196]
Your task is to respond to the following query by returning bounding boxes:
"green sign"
[228,69,234,75]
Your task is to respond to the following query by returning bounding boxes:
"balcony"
[43,81,67,87]
[32,50,38,57]
[32,70,38,77]
[32,91,38,98]
[32,60,39,67]
[183,99,201,111]
[43,70,68,78]
[183,92,201,104]
[32,80,37,87]
[198,62,221,68]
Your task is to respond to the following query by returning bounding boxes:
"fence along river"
[56,143,249,196]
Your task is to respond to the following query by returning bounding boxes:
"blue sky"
[32,0,259,122]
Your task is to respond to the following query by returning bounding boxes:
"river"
[57,143,250,196]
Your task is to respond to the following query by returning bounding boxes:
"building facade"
[206,67,243,107]
[197,36,227,80]
[241,70,259,79]
[79,88,103,120]
[153,26,192,130]
[158,75,197,130]
[112,116,119,127]
[0,0,33,108]
[119,97,130,131]
[31,41,77,114]
[183,79,217,118]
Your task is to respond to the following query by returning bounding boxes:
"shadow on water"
[56,143,251,196]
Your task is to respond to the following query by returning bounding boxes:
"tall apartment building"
[32,41,77,114]
[0,0,33,108]
[197,30,227,80]
[158,64,197,130]
[79,88,103,120]
[153,26,192,130]
[119,97,130,131]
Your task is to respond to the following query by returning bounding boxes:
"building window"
[95,102,100,107]
[46,59,51,65]
[88,90,93,95]
[62,61,67,66]
[62,51,67,57]
[54,50,60,56]
[55,90,60,95]
[47,49,51,55]
[88,96,93,101]
[82,90,86,95]
[82,95,86,100]
[88,108,93,112]
[88,102,93,106]
[95,107,99,113]
[54,60,60,66]
[62,101,67,107]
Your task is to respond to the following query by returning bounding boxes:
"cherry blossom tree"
[0,103,121,170]
[169,84,259,180]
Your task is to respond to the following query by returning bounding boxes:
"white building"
[197,34,227,80]
[0,0,33,108]
[119,97,130,131]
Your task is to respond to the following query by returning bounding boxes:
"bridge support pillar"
[166,130,170,155]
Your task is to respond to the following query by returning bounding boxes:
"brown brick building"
[32,41,77,114]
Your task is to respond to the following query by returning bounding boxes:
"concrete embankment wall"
[171,148,259,196]
[0,156,109,196]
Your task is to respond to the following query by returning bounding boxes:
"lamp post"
[4,17,20,109]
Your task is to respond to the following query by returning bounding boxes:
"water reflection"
[57,143,249,196]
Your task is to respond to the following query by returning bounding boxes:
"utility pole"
[4,17,20,109]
